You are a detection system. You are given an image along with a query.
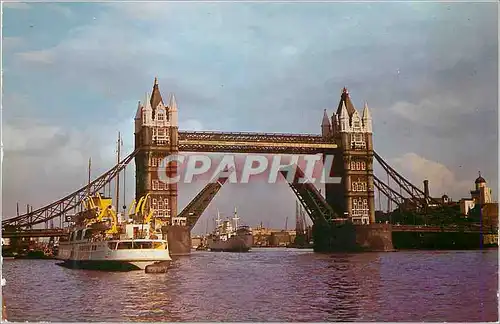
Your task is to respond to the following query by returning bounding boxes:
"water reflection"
[3,249,498,322]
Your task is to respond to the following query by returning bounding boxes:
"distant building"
[460,172,494,216]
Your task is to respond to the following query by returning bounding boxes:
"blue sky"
[2,1,498,233]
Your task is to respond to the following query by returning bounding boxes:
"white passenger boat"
[57,193,172,271]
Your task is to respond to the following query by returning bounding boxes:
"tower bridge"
[4,78,488,254]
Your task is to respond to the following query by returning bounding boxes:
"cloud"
[2,37,24,52]
[180,119,205,131]
[3,2,31,10]
[389,97,463,127]
[388,153,472,199]
[16,49,54,64]
[46,4,73,18]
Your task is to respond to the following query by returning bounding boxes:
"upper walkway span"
[178,131,337,154]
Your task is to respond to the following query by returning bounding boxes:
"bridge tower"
[134,78,190,255]
[323,87,375,224]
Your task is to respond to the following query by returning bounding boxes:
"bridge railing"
[178,131,330,143]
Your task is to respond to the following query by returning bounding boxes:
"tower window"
[352,198,369,218]
[352,180,367,192]
[157,113,165,121]
[351,133,366,149]
[152,180,158,190]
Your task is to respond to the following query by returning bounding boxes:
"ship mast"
[216,209,222,227]
[233,207,239,229]
[87,157,92,198]
[115,132,122,212]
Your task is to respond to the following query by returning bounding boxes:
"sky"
[2,1,498,234]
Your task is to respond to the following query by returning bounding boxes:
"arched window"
[152,180,158,190]
[152,199,157,208]
[353,183,358,191]
[158,181,164,191]
[363,199,368,209]
[361,162,366,170]
[356,162,361,170]
[351,161,356,170]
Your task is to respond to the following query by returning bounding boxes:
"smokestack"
[423,180,429,199]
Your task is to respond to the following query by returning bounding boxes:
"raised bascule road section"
[3,79,491,254]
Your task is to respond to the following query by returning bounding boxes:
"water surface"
[3,248,498,322]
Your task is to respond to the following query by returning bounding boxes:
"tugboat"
[207,208,253,252]
[56,193,172,271]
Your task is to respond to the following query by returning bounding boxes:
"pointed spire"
[322,109,331,126]
[339,102,349,119]
[362,101,372,120]
[362,101,372,133]
[336,86,356,117]
[150,77,164,110]
[321,109,332,138]
[134,100,142,119]
[168,93,177,111]
[331,113,338,134]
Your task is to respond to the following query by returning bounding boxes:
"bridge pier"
[313,222,394,252]
[164,225,191,256]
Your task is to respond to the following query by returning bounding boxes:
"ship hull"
[208,233,253,252]
[58,260,156,271]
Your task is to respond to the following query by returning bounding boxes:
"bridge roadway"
[2,228,68,239]
[177,131,338,154]
[2,224,493,239]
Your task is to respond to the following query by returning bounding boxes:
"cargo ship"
[56,192,172,271]
[207,208,253,252]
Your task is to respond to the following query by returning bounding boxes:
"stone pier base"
[313,222,394,252]
[164,226,191,256]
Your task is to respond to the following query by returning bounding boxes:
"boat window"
[107,242,117,250]
[76,230,83,241]
[84,230,93,240]
[133,242,153,249]
[117,242,133,249]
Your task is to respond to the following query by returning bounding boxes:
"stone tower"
[322,87,375,224]
[134,77,180,230]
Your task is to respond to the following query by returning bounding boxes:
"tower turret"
[168,93,178,127]
[339,102,350,132]
[362,101,372,133]
[321,109,332,138]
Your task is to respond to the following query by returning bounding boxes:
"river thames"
[2,248,498,322]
